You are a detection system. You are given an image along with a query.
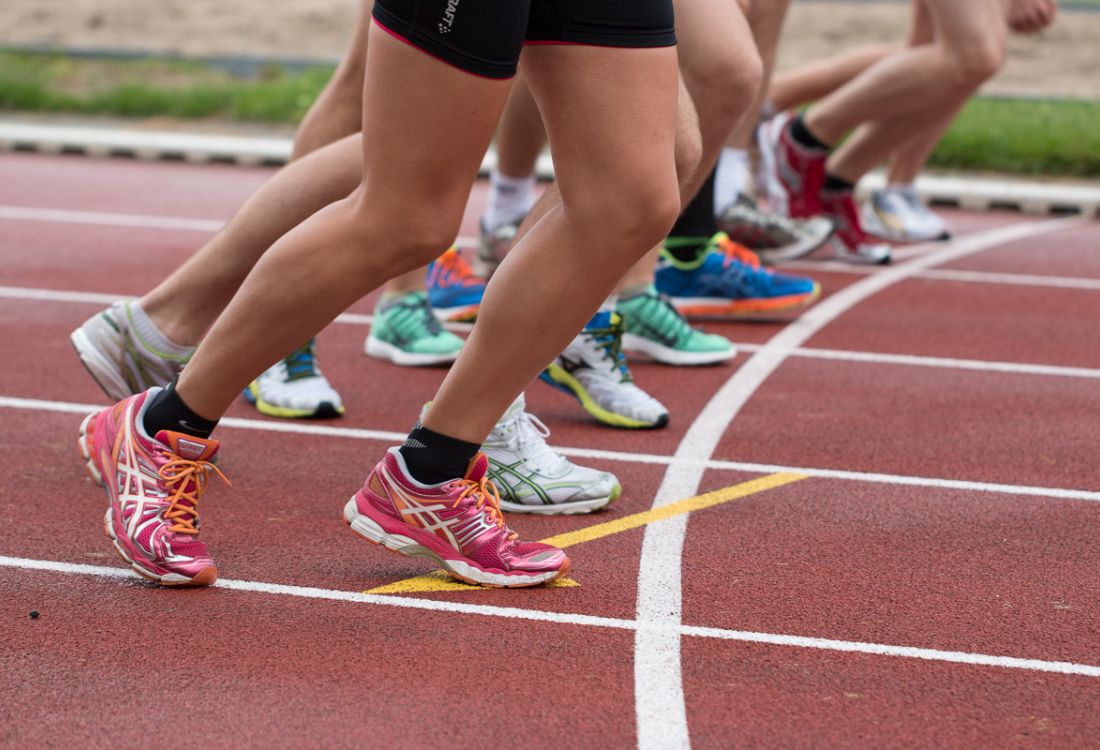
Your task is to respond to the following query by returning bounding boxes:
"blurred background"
[1,0,1097,178]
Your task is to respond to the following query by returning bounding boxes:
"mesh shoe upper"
[247,340,345,418]
[426,247,487,320]
[822,191,893,265]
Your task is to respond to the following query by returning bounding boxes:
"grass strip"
[2,52,1099,177]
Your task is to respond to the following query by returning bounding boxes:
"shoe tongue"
[463,452,489,482]
[156,431,219,462]
[503,393,525,418]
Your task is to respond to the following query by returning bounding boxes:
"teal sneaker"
[365,291,465,366]
[617,286,736,366]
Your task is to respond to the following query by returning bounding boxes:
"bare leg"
[175,28,513,419]
[424,44,681,442]
[767,43,895,113]
[495,73,546,178]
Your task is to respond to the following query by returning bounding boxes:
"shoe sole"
[539,366,669,430]
[343,499,568,588]
[78,414,216,586]
[70,326,131,402]
[670,283,822,319]
[364,335,461,367]
[244,382,345,419]
[431,304,480,324]
[621,333,736,366]
[498,482,621,516]
[829,237,893,266]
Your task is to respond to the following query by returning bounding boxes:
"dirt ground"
[1,0,1097,100]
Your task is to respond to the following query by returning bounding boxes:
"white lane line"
[8,284,1100,380]
[0,205,226,232]
[3,554,1098,679]
[5,394,1100,502]
[632,215,1088,749]
[0,204,479,247]
[920,267,1100,291]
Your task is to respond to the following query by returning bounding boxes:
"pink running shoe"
[821,190,893,266]
[344,448,570,587]
[758,111,828,219]
[78,389,225,586]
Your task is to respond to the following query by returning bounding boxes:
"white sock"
[483,170,536,232]
[124,301,194,356]
[714,147,749,215]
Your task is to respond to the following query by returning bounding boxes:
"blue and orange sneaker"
[425,247,486,323]
[655,233,821,318]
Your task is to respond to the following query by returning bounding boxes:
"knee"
[674,124,704,189]
[692,47,764,144]
[574,181,681,255]
[347,191,462,273]
[943,34,1006,89]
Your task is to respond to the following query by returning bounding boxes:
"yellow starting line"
[364,472,808,594]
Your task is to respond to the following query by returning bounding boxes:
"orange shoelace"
[715,235,763,270]
[159,459,230,535]
[436,247,480,286]
[452,475,508,532]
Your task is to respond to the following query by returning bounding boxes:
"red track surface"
[2,153,1099,748]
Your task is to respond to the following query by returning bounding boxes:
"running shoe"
[862,186,951,243]
[473,218,522,278]
[822,190,893,265]
[757,111,827,219]
[655,234,821,318]
[617,285,736,366]
[484,394,620,515]
[718,194,835,264]
[540,311,669,429]
[343,448,570,587]
[365,291,464,366]
[70,300,193,401]
[426,247,486,322]
[78,389,225,586]
[244,340,345,418]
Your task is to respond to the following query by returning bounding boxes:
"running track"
[2,153,1100,748]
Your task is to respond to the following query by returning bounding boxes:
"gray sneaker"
[717,194,835,265]
[473,218,521,277]
[70,301,192,401]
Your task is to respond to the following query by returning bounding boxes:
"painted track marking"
[2,554,1099,679]
[365,473,807,594]
[4,395,1100,502]
[633,216,1088,749]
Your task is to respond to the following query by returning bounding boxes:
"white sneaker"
[863,186,951,243]
[540,311,669,429]
[244,340,345,419]
[484,394,621,515]
[70,300,193,401]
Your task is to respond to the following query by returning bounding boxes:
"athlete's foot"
[617,285,735,366]
[244,340,345,418]
[540,311,669,429]
[717,194,835,265]
[78,389,225,586]
[426,247,486,323]
[70,300,194,400]
[757,112,828,219]
[822,190,893,265]
[862,186,951,243]
[343,448,570,587]
[484,394,620,515]
[655,234,821,318]
[365,291,464,366]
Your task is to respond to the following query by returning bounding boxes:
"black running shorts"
[372,0,676,79]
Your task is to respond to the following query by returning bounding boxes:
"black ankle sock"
[823,173,855,193]
[790,114,829,152]
[666,168,718,263]
[142,379,219,439]
[399,422,481,485]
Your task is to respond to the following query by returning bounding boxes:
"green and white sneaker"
[485,394,621,515]
[70,300,193,400]
[365,291,464,366]
[617,286,736,366]
[540,311,669,429]
[245,340,345,419]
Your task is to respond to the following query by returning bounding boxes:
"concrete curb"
[2,121,1096,217]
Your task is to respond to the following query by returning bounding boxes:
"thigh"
[922,0,1007,52]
